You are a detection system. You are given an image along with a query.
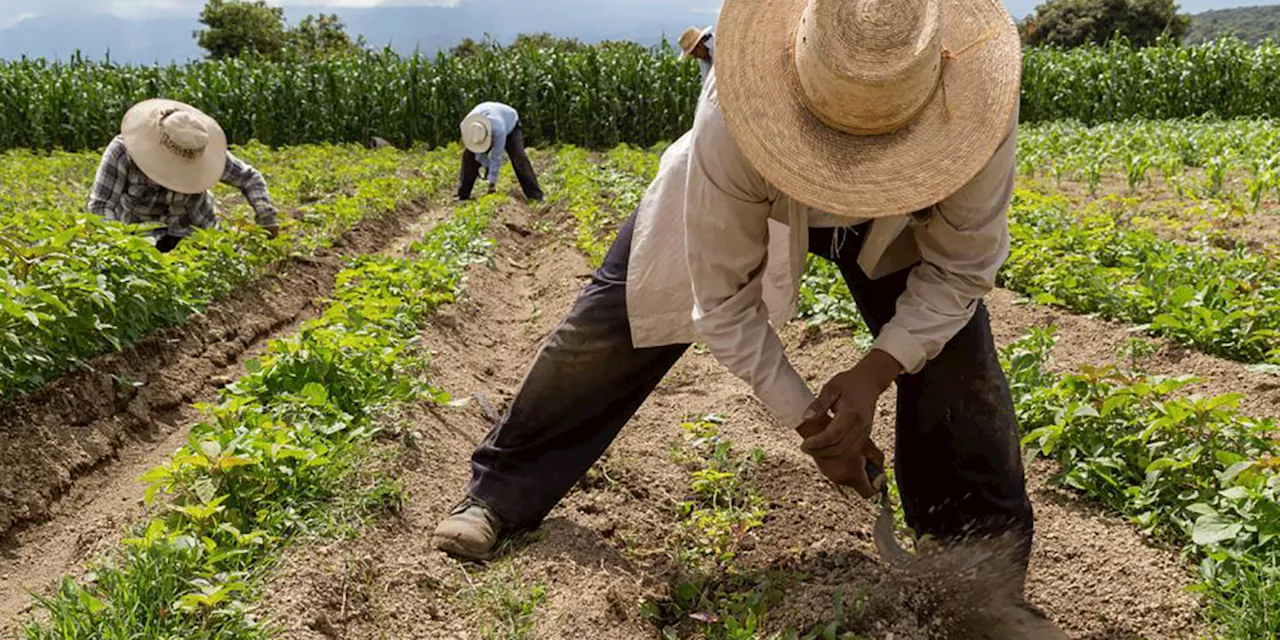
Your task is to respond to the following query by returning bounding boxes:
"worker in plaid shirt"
[87,99,280,253]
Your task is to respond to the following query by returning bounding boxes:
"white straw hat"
[121,99,227,195]
[460,112,493,154]
[679,26,712,57]
[715,0,1021,218]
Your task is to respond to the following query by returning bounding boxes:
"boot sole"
[433,533,496,562]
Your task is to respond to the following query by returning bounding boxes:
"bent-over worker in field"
[457,101,544,203]
[679,25,714,83]
[437,0,1053,625]
[88,99,280,253]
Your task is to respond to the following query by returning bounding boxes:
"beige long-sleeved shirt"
[625,75,1016,429]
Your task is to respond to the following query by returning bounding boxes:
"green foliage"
[22,194,505,639]
[459,563,548,640]
[1021,0,1190,47]
[196,0,288,60]
[544,146,651,265]
[0,42,700,153]
[287,14,365,59]
[1020,38,1280,124]
[1000,189,1280,365]
[0,143,455,402]
[1003,327,1280,636]
[8,38,1280,152]
[1017,118,1280,207]
[671,415,768,570]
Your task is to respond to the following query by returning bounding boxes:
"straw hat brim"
[679,27,712,57]
[121,99,227,195]
[715,0,1021,219]
[461,112,493,154]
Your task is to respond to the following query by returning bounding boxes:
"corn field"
[0,44,699,152]
[3,37,1280,152]
[1020,37,1280,123]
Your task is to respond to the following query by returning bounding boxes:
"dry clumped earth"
[257,200,1203,640]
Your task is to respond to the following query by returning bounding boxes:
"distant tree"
[1022,0,1191,46]
[288,13,365,58]
[195,0,287,60]
[450,37,495,58]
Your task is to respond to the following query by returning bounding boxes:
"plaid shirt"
[87,136,278,237]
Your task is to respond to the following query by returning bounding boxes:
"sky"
[0,0,1272,62]
[0,0,1272,23]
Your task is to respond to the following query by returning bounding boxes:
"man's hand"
[263,224,280,239]
[797,349,901,498]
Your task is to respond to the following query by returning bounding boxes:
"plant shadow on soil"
[256,199,1204,640]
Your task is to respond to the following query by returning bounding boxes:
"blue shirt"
[468,102,520,186]
[699,30,715,83]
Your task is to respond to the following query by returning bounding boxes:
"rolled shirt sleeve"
[872,118,1018,374]
[221,151,279,228]
[684,83,816,428]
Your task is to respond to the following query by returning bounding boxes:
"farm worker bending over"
[437,0,1058,629]
[457,101,544,203]
[87,99,280,253]
[678,25,714,83]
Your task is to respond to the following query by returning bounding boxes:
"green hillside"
[1188,4,1280,43]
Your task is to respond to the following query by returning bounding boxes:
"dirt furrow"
[0,202,447,628]
[256,202,1212,639]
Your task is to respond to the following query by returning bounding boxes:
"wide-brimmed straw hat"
[715,0,1021,218]
[121,99,227,195]
[460,112,493,154]
[679,26,712,57]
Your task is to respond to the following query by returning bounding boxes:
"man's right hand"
[796,412,886,499]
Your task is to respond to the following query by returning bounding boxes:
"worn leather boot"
[433,497,504,561]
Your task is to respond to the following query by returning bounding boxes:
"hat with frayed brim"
[461,112,493,154]
[715,0,1021,219]
[679,26,712,57]
[121,99,227,195]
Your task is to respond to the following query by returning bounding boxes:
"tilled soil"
[258,201,1206,639]
[0,203,445,627]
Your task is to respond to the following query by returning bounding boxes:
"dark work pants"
[457,125,544,202]
[467,212,1033,563]
[155,234,184,253]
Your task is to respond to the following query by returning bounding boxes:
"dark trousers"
[155,234,183,253]
[457,125,544,202]
[467,212,1033,562]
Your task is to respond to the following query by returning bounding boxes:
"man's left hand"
[799,350,902,488]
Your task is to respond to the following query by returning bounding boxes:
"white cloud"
[0,11,40,28]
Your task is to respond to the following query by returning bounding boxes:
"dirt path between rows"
[0,202,448,628]
[257,202,1209,639]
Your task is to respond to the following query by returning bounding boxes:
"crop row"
[1002,190,1280,366]
[22,193,506,640]
[543,144,654,265]
[0,144,456,401]
[1018,118,1280,207]
[1005,328,1279,638]
[5,38,1280,152]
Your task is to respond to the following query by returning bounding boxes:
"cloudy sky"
[0,0,461,25]
[0,0,1271,62]
[0,0,1270,23]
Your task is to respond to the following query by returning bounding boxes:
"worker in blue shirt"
[458,102,544,202]
[679,26,714,84]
